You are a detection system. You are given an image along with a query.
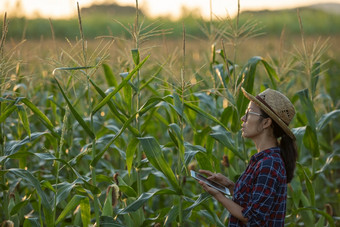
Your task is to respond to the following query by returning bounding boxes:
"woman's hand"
[199,180,222,197]
[198,169,235,195]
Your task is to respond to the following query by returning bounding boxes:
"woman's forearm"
[214,193,248,224]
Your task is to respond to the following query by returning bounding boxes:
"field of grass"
[1,2,340,226]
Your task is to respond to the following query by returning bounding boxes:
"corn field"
[1,1,340,226]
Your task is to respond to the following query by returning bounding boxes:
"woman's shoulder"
[257,148,285,169]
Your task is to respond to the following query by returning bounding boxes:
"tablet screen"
[190,170,230,195]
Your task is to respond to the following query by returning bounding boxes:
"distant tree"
[81,3,143,17]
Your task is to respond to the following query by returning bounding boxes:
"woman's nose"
[241,114,246,122]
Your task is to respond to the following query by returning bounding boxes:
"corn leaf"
[131,48,140,65]
[54,77,95,140]
[185,143,213,172]
[1,151,54,163]
[4,132,48,156]
[102,187,113,217]
[118,188,160,215]
[184,101,228,132]
[297,163,315,207]
[80,197,91,227]
[92,55,149,115]
[139,137,181,193]
[2,169,52,212]
[168,123,185,163]
[56,182,76,205]
[261,59,279,90]
[126,137,139,175]
[0,104,16,123]
[210,125,245,161]
[103,63,118,87]
[299,192,315,225]
[303,125,319,158]
[236,57,259,117]
[100,216,126,226]
[196,152,214,172]
[317,109,340,131]
[140,63,164,91]
[92,96,169,167]
[311,62,321,99]
[56,195,85,224]
[297,89,316,129]
[173,93,184,117]
[183,193,211,215]
[91,111,138,167]
[10,199,30,216]
[19,98,58,138]
[314,152,340,179]
[117,176,137,197]
[52,66,93,75]
[17,105,31,139]
[89,78,139,136]
[289,177,302,208]
[164,205,179,226]
[292,207,334,227]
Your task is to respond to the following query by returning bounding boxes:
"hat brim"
[241,87,296,140]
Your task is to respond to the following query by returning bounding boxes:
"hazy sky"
[1,0,340,19]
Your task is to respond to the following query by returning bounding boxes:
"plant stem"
[0,12,9,220]
[77,2,87,66]
[90,78,100,224]
[134,0,143,197]
[233,0,240,91]
[53,107,69,223]
[176,21,188,226]
[0,12,8,59]
[77,2,99,224]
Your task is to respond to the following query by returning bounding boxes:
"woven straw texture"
[241,87,296,140]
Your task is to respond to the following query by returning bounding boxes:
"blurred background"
[1,0,340,73]
[1,0,340,39]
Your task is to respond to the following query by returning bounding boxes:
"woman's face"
[241,101,265,139]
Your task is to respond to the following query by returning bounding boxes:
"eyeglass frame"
[243,110,266,122]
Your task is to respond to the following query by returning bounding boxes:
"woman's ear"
[262,118,273,129]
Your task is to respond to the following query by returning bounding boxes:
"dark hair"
[260,109,298,183]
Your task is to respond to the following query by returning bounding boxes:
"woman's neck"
[253,134,278,153]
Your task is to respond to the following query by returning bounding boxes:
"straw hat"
[241,87,296,140]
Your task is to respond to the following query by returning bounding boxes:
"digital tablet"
[190,170,230,195]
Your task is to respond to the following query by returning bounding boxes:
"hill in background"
[240,3,340,36]
[81,3,143,17]
[2,2,340,39]
[309,2,340,14]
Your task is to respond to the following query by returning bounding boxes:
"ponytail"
[278,134,297,183]
[260,110,298,183]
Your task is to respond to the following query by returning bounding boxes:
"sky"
[1,0,340,19]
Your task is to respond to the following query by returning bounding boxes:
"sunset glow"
[1,0,339,19]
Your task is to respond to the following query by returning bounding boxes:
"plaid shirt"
[228,147,287,226]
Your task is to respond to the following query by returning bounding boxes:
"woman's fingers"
[198,169,213,176]
[199,181,220,196]
[199,170,224,183]
[198,170,235,188]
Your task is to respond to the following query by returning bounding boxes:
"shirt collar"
[250,147,280,162]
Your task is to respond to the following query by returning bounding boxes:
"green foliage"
[1,1,339,226]
[2,6,340,40]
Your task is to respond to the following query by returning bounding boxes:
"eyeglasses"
[244,110,265,122]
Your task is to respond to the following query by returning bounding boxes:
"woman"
[199,87,297,226]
